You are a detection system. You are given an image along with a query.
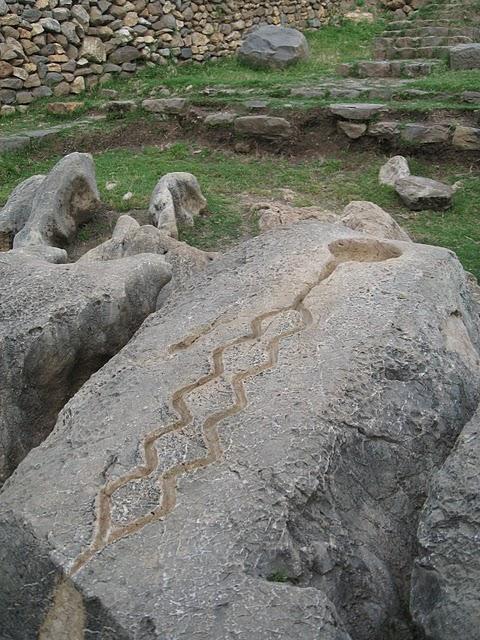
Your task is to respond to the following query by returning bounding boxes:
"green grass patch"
[411,69,480,95]
[1,143,479,277]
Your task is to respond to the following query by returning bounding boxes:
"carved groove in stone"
[70,238,402,576]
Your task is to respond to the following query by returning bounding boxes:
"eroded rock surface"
[0,174,45,250]
[13,153,100,249]
[411,406,480,640]
[148,172,207,238]
[1,221,479,640]
[341,201,411,241]
[0,249,171,484]
[79,214,216,304]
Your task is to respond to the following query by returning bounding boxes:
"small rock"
[234,115,292,139]
[47,102,84,115]
[368,121,401,138]
[344,9,375,22]
[234,140,252,154]
[395,176,453,211]
[105,100,137,114]
[204,112,236,127]
[379,156,411,188]
[122,192,133,201]
[461,91,480,104]
[142,98,188,115]
[39,17,61,33]
[452,125,480,150]
[401,124,451,145]
[0,105,15,116]
[329,103,388,121]
[105,182,117,191]
[337,121,367,139]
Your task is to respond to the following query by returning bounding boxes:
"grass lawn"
[2,142,479,278]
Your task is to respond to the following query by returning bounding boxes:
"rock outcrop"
[13,153,100,249]
[341,200,411,241]
[238,25,309,69]
[411,406,480,640]
[0,174,45,250]
[1,220,479,640]
[0,249,171,484]
[79,214,216,304]
[148,172,207,239]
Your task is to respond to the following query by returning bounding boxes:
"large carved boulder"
[1,221,479,640]
[13,152,100,249]
[238,25,309,70]
[0,249,171,484]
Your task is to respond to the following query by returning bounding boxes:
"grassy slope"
[2,142,478,277]
[0,20,384,136]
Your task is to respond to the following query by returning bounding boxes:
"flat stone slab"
[395,175,454,210]
[1,221,479,640]
[329,103,388,121]
[234,115,292,139]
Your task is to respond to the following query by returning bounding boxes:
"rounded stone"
[238,25,309,70]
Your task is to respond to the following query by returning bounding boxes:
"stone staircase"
[339,0,480,78]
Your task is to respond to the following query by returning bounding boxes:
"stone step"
[385,19,470,30]
[375,45,453,61]
[382,26,480,39]
[375,35,473,50]
[338,58,445,79]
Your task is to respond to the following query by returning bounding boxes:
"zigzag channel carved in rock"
[70,239,402,576]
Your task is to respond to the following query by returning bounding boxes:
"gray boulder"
[411,406,480,639]
[450,43,480,70]
[1,221,479,640]
[234,115,292,139]
[0,174,45,250]
[148,172,207,238]
[238,25,309,70]
[395,176,453,211]
[379,156,410,188]
[0,249,171,484]
[341,200,411,241]
[13,153,100,249]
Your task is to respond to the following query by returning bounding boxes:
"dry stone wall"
[0,0,339,108]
